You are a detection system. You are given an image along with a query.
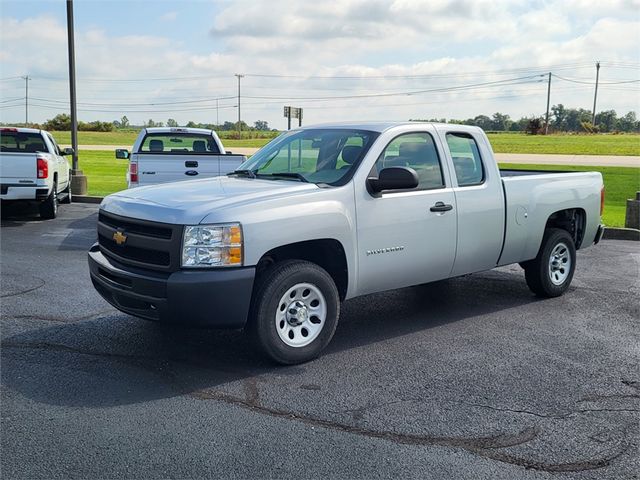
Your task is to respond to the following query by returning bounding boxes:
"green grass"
[54,131,640,155]
[79,150,128,196]
[499,163,640,227]
[488,133,640,156]
[79,148,639,227]
[51,130,276,148]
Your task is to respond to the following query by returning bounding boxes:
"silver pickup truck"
[116,127,246,188]
[89,122,605,364]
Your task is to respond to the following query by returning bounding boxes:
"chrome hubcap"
[548,242,571,285]
[275,283,326,348]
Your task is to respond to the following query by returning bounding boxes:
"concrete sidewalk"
[68,144,640,167]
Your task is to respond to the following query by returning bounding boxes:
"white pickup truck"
[116,127,246,188]
[0,127,72,219]
[89,122,605,364]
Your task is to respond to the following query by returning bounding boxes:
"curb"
[602,227,640,241]
[73,195,103,204]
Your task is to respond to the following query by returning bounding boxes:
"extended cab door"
[355,129,457,296]
[437,128,505,276]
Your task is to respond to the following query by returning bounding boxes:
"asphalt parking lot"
[1,202,638,479]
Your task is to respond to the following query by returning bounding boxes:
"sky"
[1,0,639,129]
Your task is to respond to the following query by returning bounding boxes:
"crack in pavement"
[0,276,46,298]
[1,339,634,474]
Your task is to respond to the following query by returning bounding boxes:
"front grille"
[99,211,172,239]
[97,210,182,272]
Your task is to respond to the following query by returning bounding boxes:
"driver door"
[355,131,457,295]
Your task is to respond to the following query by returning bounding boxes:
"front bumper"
[88,244,255,328]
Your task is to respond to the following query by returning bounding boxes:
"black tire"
[39,182,58,219]
[60,174,72,204]
[247,260,340,365]
[524,228,576,297]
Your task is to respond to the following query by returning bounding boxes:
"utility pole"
[544,72,551,135]
[216,98,219,127]
[21,75,30,126]
[66,0,87,194]
[592,61,600,126]
[234,74,244,138]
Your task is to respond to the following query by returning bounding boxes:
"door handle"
[185,170,199,176]
[430,202,453,213]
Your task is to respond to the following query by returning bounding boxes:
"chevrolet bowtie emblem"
[113,230,127,245]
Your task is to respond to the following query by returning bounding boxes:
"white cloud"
[160,11,177,22]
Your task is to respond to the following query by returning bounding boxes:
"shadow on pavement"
[1,270,539,409]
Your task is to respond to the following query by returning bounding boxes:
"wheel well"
[256,239,349,300]
[545,208,586,249]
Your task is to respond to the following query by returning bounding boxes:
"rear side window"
[374,132,444,190]
[0,131,47,153]
[446,132,484,186]
[139,133,221,154]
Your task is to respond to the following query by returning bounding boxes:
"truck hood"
[100,176,319,224]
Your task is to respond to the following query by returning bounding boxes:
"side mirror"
[115,148,130,159]
[367,167,419,193]
[61,147,74,156]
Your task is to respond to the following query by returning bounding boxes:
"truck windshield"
[236,129,379,185]
[0,131,47,153]
[139,132,221,154]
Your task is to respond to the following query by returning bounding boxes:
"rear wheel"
[524,228,576,297]
[247,260,340,364]
[39,182,58,219]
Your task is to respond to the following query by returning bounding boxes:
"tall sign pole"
[544,72,551,135]
[235,74,244,138]
[591,61,600,126]
[66,0,86,194]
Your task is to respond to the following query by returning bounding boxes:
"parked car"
[0,127,72,219]
[90,122,605,364]
[116,127,247,188]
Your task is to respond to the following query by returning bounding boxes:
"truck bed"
[500,168,569,177]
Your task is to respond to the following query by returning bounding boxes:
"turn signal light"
[600,186,605,216]
[37,157,48,179]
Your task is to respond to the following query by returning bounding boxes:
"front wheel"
[247,260,340,365]
[60,174,72,204]
[524,228,576,297]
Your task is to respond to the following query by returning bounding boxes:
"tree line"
[414,105,639,134]
[3,106,638,134]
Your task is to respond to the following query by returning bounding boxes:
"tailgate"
[134,154,221,186]
[0,153,37,182]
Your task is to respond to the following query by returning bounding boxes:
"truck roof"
[297,121,483,134]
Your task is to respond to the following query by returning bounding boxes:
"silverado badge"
[113,230,127,246]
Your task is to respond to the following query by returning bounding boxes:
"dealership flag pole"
[66,0,87,195]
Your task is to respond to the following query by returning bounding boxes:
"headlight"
[181,223,243,268]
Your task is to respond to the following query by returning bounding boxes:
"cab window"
[446,132,485,186]
[373,132,444,190]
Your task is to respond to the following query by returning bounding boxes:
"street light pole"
[592,61,600,126]
[66,0,87,194]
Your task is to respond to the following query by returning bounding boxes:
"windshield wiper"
[228,169,256,178]
[262,172,309,182]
